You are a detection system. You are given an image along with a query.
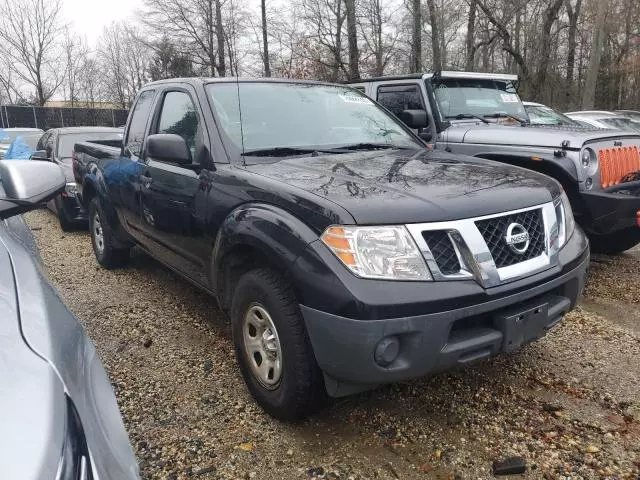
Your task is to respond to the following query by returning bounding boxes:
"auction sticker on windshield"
[501,94,519,103]
[340,94,372,104]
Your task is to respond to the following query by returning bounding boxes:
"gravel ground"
[25,209,640,480]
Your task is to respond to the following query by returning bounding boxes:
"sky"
[62,0,144,45]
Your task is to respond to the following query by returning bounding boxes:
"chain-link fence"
[0,105,129,130]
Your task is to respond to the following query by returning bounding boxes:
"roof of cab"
[144,77,349,88]
[345,71,519,83]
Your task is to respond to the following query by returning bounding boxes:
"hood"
[242,149,560,224]
[0,229,67,480]
[447,121,640,150]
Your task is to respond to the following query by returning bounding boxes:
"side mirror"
[398,109,430,130]
[145,134,191,165]
[0,160,66,219]
[30,150,49,161]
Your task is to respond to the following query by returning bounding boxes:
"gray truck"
[350,72,640,254]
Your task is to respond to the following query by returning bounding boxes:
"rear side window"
[156,91,200,153]
[125,90,155,157]
[377,84,424,116]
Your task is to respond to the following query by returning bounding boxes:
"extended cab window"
[156,91,200,154]
[377,85,424,116]
[125,90,155,157]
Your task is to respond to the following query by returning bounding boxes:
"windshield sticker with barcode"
[501,94,519,103]
[340,94,372,104]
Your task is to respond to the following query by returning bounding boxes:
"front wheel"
[89,197,130,269]
[56,198,75,232]
[230,268,326,421]
[588,227,640,255]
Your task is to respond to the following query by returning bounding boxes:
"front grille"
[599,146,640,187]
[422,230,461,274]
[475,209,545,268]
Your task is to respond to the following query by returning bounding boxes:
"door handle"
[140,175,153,188]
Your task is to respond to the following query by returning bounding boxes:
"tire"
[230,268,326,421]
[89,197,130,269]
[588,227,640,255]
[56,198,75,232]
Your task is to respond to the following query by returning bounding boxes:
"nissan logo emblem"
[505,222,530,254]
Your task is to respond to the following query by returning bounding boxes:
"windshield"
[57,132,123,161]
[524,105,578,126]
[432,78,528,121]
[600,117,640,132]
[205,82,420,155]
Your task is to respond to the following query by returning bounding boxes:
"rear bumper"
[60,194,88,223]
[578,186,640,235]
[300,238,589,397]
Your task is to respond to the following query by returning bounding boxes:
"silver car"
[565,110,640,131]
[0,160,139,479]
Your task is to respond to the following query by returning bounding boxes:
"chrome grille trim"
[406,202,560,288]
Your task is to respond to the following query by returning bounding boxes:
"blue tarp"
[4,136,35,160]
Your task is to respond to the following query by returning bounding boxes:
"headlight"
[580,148,598,176]
[321,225,432,280]
[64,182,78,197]
[555,192,576,248]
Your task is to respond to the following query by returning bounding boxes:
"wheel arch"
[211,203,319,314]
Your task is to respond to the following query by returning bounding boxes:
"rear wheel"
[588,227,640,255]
[230,268,326,421]
[89,197,130,269]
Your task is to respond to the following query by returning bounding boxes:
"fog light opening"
[374,336,400,367]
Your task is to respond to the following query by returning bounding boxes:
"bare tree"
[425,0,442,69]
[465,0,477,70]
[261,0,271,76]
[564,0,583,109]
[581,0,608,109]
[345,0,361,80]
[359,0,401,76]
[99,22,151,108]
[63,31,89,107]
[409,0,422,71]
[143,0,224,77]
[0,0,66,105]
[301,0,348,81]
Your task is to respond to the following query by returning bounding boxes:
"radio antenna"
[235,75,246,165]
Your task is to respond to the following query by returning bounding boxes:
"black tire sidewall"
[231,269,322,420]
[56,197,73,232]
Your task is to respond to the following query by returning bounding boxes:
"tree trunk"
[215,0,226,77]
[530,0,564,102]
[513,5,521,74]
[465,0,477,70]
[345,0,360,80]
[581,0,608,109]
[411,0,422,72]
[564,0,582,110]
[425,0,442,70]
[374,0,383,75]
[261,0,271,77]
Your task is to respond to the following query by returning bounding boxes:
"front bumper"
[299,230,589,397]
[578,183,640,235]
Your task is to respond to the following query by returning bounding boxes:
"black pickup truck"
[74,78,589,420]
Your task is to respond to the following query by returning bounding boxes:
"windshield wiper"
[330,143,411,151]
[241,147,330,157]
[483,112,529,124]
[446,114,490,124]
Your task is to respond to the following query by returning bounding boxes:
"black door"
[139,88,213,285]
[117,89,157,240]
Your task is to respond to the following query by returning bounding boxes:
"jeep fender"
[211,203,320,299]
